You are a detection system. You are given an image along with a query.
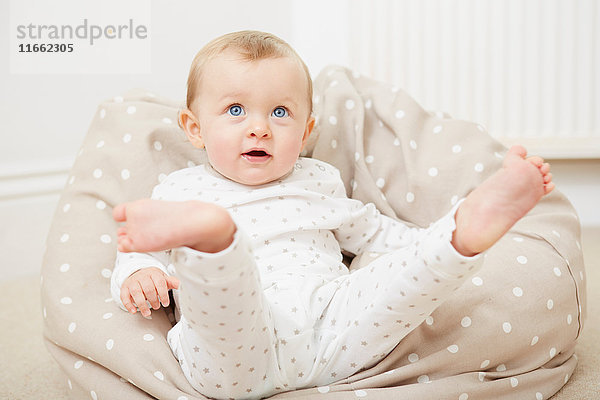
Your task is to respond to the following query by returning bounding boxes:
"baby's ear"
[300,115,316,150]
[179,108,204,149]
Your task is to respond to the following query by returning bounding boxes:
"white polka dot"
[472,277,483,286]
[60,263,70,272]
[408,353,419,363]
[177,397,189,400]
[99,109,106,119]
[331,139,338,149]
[474,163,484,172]
[68,322,77,333]
[91,391,98,400]
[553,267,562,277]
[409,140,417,150]
[480,359,490,369]
[126,106,136,114]
[531,336,539,346]
[60,234,70,243]
[43,307,46,318]
[447,344,459,353]
[406,192,415,203]
[425,316,434,325]
[96,200,106,210]
[536,392,544,400]
[123,133,132,143]
[103,312,113,320]
[461,316,472,327]
[365,99,372,109]
[101,269,112,278]
[162,117,173,124]
[365,155,375,164]
[68,379,72,390]
[100,234,112,244]
[74,360,83,369]
[328,116,338,125]
[552,230,560,238]
[393,138,400,146]
[428,167,438,177]
[153,141,163,151]
[317,386,330,393]
[354,152,361,161]
[450,195,459,205]
[459,394,469,400]
[395,110,405,119]
[143,334,154,341]
[121,169,131,180]
[106,339,114,350]
[547,299,554,310]
[513,236,524,243]
[433,125,443,134]
[96,140,105,149]
[564,373,569,383]
[63,203,71,213]
[376,178,385,189]
[354,390,367,397]
[93,169,103,179]
[512,287,523,297]
[477,124,485,132]
[516,255,528,265]
[417,375,430,383]
[68,176,75,185]
[61,297,72,305]
[478,372,486,382]
[153,371,164,381]
[452,145,462,153]
[329,80,339,87]
[549,347,557,358]
[345,99,355,110]
[496,364,507,372]
[567,314,573,325]
[510,377,519,388]
[114,96,124,103]
[502,322,512,333]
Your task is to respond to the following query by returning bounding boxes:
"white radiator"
[347,0,600,158]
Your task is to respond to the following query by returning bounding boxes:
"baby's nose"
[248,120,271,138]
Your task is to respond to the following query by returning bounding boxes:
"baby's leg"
[167,231,286,399]
[452,145,554,256]
[113,199,236,254]
[300,211,482,387]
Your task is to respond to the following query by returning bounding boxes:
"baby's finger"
[140,278,161,310]
[167,276,180,290]
[120,288,137,314]
[152,274,170,307]
[130,282,152,317]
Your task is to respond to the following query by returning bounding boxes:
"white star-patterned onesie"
[111,157,483,400]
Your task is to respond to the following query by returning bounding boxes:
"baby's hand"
[121,267,180,317]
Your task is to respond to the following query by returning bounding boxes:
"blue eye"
[272,107,288,118]
[228,105,244,116]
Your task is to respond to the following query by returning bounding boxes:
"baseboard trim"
[0,158,73,201]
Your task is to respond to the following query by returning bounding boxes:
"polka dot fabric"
[41,67,585,400]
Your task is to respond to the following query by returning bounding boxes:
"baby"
[111,30,554,399]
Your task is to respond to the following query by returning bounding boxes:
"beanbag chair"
[41,65,586,399]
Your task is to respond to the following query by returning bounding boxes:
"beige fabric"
[41,66,586,399]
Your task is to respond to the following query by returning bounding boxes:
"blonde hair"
[185,30,313,115]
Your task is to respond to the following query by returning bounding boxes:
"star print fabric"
[112,158,481,399]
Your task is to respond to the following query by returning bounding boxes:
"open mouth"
[242,149,271,163]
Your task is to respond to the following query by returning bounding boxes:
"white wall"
[1,0,598,281]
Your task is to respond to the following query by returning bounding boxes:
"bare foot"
[452,145,554,256]
[113,199,236,253]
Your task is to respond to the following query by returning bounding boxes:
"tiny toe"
[528,156,544,167]
[117,226,127,237]
[544,173,553,183]
[118,236,134,252]
[540,162,551,174]
[113,204,127,222]
[545,182,555,194]
[508,145,528,158]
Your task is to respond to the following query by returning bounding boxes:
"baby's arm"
[120,267,180,317]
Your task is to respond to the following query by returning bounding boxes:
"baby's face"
[187,51,314,186]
